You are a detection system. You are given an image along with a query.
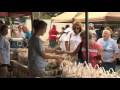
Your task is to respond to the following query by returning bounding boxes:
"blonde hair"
[80,30,93,40]
[72,21,83,34]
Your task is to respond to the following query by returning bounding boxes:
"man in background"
[48,25,59,48]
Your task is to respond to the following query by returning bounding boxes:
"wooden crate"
[17,48,28,65]
[10,48,18,60]
[11,60,62,78]
[10,60,31,78]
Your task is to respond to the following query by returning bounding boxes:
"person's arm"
[45,47,56,53]
[0,37,4,64]
[45,47,64,54]
[65,32,72,51]
[118,44,120,49]
[65,41,69,51]
[57,31,60,34]
[66,43,80,56]
[96,43,103,55]
[109,42,119,63]
[27,32,31,41]
[65,34,69,51]
[97,45,103,61]
[109,53,117,63]
[57,41,61,46]
[37,38,64,61]
[40,50,64,61]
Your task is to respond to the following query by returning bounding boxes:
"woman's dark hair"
[100,26,104,31]
[0,24,8,32]
[33,19,47,32]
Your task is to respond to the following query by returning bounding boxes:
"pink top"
[81,42,101,67]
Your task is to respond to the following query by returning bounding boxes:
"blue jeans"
[101,62,116,72]
[49,40,56,48]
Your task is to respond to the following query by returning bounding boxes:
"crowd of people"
[47,21,120,72]
[0,19,120,78]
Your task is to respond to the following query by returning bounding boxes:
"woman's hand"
[54,55,64,62]
[109,60,115,63]
[55,50,65,54]
[55,46,62,50]
[23,38,28,42]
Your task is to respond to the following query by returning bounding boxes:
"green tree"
[41,12,64,19]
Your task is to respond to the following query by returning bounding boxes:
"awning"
[0,12,32,17]
[51,12,84,23]
[75,12,120,22]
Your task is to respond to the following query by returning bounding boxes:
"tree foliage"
[42,12,64,18]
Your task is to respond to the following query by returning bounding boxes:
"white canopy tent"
[51,12,84,23]
[75,12,120,23]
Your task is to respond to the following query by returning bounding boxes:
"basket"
[11,60,63,78]
[11,60,31,78]
[17,48,28,65]
[10,48,18,60]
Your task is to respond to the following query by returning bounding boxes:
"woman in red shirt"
[66,30,103,68]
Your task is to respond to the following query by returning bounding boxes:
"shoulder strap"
[69,33,72,41]
[58,32,66,39]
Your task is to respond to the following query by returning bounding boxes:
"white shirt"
[59,33,67,51]
[0,35,10,65]
[64,30,73,41]
[59,27,73,51]
[64,27,73,33]
[69,33,81,52]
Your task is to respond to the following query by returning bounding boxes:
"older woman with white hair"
[97,29,119,71]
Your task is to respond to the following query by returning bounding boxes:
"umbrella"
[85,12,89,63]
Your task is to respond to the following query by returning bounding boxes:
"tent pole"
[31,12,34,35]
[85,12,89,64]
[8,12,13,38]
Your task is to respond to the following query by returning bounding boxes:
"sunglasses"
[74,27,80,30]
